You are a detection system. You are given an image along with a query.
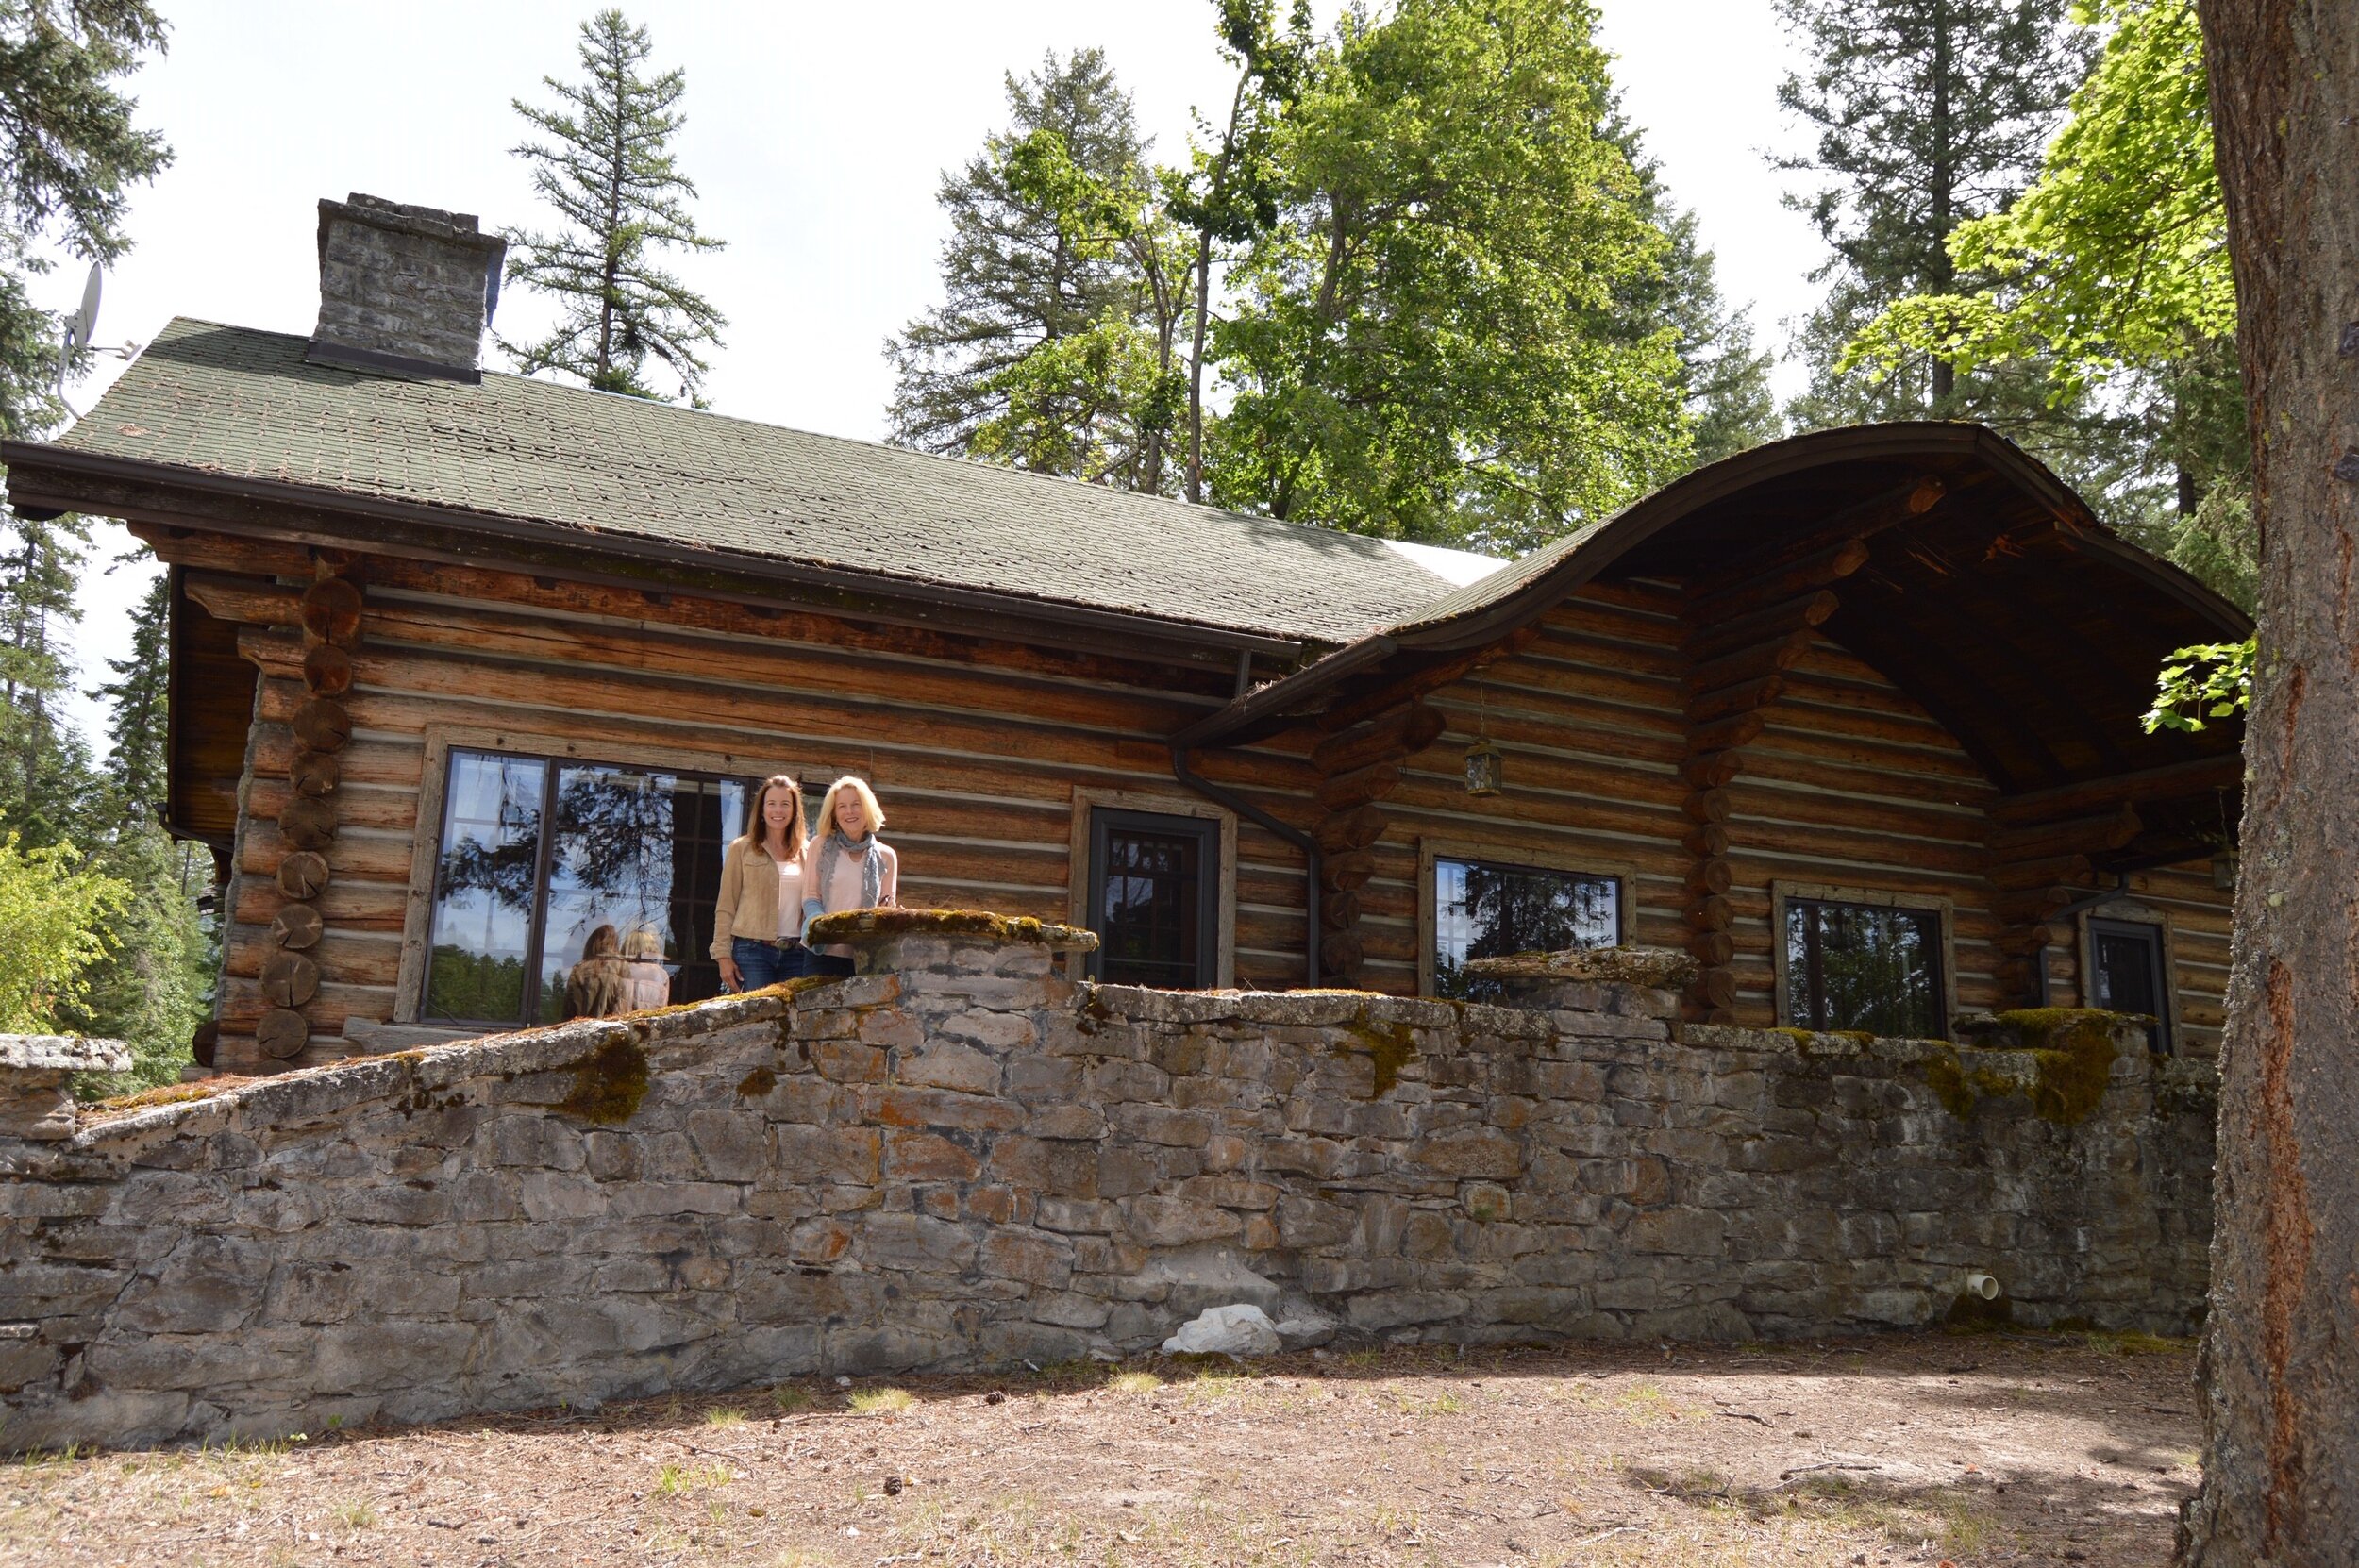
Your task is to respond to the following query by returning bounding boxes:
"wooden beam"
[1687,537,1871,624]
[1684,590,1839,664]
[1992,753,2245,825]
[1686,474,1949,601]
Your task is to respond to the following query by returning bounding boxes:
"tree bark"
[2179,7,2359,1563]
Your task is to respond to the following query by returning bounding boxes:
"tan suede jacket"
[708,836,806,959]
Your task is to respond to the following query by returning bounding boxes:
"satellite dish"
[74,262,101,348]
[60,262,101,359]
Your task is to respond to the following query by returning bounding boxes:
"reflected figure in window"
[564,924,630,1017]
[712,773,814,993]
[619,926,672,1011]
[804,776,898,979]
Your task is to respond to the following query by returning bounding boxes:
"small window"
[1783,898,1945,1037]
[1087,809,1221,989]
[423,748,747,1027]
[1433,856,1619,1001]
[2089,918,2169,1052]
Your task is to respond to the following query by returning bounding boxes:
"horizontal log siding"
[1355,584,1693,989]
[207,575,1317,1073]
[1358,591,2235,1044]
[1728,637,2002,1018]
[2107,863,2232,1059]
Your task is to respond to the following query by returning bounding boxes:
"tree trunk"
[1185,226,1214,506]
[2178,6,2359,1563]
[1927,0,1956,408]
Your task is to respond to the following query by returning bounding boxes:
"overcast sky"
[42,0,1821,750]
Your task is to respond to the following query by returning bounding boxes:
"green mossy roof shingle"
[55,319,1496,645]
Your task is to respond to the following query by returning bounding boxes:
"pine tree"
[72,567,211,1089]
[502,9,726,403]
[0,510,99,849]
[887,50,1184,490]
[92,571,165,823]
[0,0,171,438]
[1774,0,2092,420]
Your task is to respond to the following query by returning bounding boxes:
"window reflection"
[1783,898,1943,1037]
[1433,857,1618,1001]
[422,748,746,1026]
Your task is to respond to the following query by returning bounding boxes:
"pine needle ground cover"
[5,1333,2195,1567]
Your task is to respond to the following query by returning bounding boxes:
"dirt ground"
[3,1330,2200,1568]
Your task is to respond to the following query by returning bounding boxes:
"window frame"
[1067,790,1235,989]
[2083,907,2175,1053]
[395,727,797,1024]
[1416,836,1633,999]
[1770,880,1957,1041]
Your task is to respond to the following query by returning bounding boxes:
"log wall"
[145,530,1322,1076]
[1350,584,2233,1051]
[151,527,2233,1071]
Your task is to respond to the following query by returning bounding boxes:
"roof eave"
[2,440,1313,667]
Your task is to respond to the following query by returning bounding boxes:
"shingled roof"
[39,318,1501,647]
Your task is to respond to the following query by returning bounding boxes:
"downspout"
[2034,873,2132,1006]
[1170,744,1322,989]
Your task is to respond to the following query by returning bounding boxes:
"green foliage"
[502,8,727,402]
[1210,0,1691,551]
[1774,0,2093,418]
[888,51,1184,490]
[1849,0,2226,393]
[0,830,125,1031]
[2143,638,2253,733]
[0,0,171,437]
[1847,2,2253,607]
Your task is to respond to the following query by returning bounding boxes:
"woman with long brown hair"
[711,773,812,992]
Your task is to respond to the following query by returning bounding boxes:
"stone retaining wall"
[0,919,2214,1452]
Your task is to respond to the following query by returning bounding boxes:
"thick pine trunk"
[2179,6,2359,1563]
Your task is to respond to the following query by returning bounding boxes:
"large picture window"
[1086,809,1221,989]
[1433,855,1619,1001]
[422,748,746,1027]
[1782,896,1946,1037]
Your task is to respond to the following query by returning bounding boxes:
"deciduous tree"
[2174,6,2359,1560]
[503,9,726,403]
[1209,0,1690,552]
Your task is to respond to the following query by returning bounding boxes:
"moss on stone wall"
[1997,1009,2122,1126]
[554,1035,649,1126]
[1335,1014,1419,1097]
[803,909,1097,949]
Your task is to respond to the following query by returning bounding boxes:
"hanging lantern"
[1464,737,1503,797]
[2211,848,2239,891]
[1464,679,1503,796]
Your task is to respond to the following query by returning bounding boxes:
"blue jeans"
[730,937,812,991]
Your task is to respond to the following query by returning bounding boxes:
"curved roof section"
[36,318,1503,647]
[1193,423,2249,818]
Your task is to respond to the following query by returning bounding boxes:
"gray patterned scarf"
[811,827,884,922]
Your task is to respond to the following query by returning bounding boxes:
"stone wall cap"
[0,1034,131,1074]
[804,908,1099,952]
[1463,945,1698,991]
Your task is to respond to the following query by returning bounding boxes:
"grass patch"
[328,1499,377,1530]
[1108,1370,1163,1394]
[703,1408,746,1428]
[767,1383,812,1412]
[654,1461,732,1495]
[849,1387,915,1414]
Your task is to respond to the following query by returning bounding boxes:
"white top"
[777,859,804,940]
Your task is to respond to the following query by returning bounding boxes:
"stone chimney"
[305,193,506,383]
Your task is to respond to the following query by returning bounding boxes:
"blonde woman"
[619,926,672,1011]
[801,776,898,977]
[711,773,813,992]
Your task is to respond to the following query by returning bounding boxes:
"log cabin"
[1,195,2250,1076]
